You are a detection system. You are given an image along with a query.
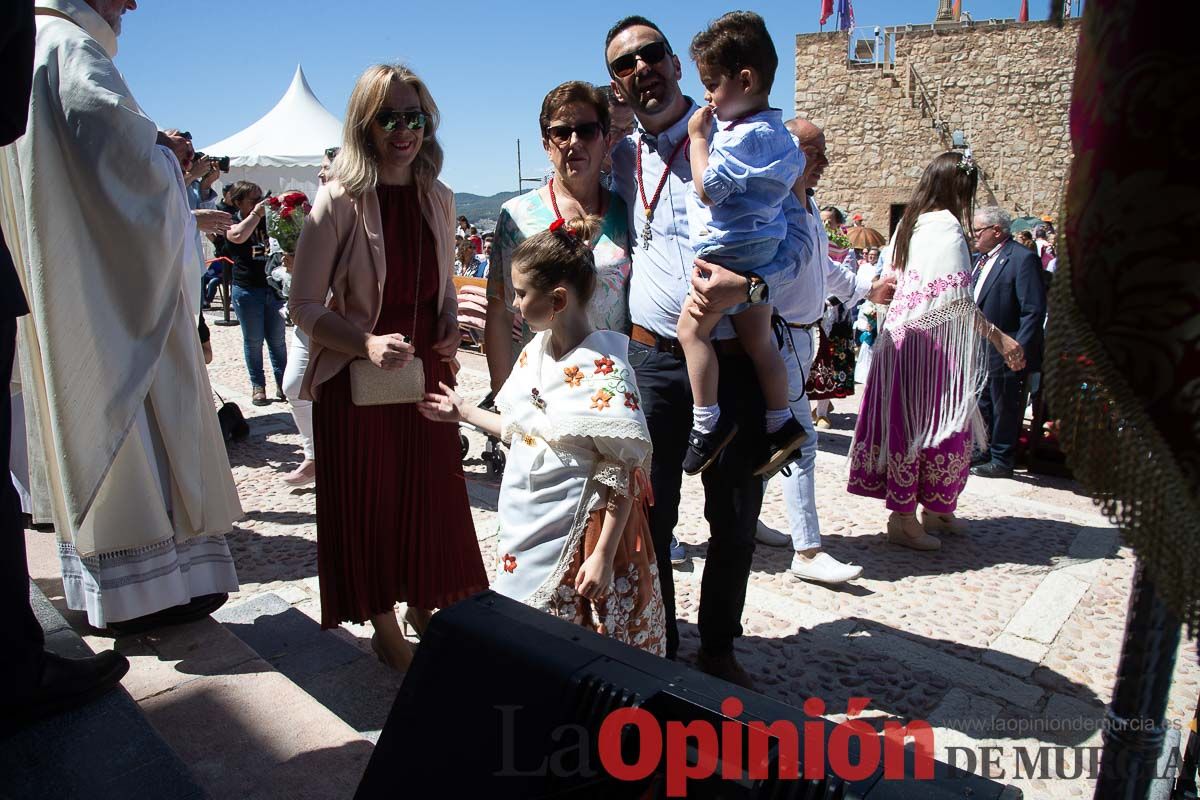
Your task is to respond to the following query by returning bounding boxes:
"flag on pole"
[837,0,855,30]
[820,0,834,25]
[1019,0,1029,21]
[952,0,962,20]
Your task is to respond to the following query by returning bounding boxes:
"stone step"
[2,581,206,800]
[211,590,406,743]
[24,530,376,800]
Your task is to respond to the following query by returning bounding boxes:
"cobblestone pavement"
[196,312,1198,798]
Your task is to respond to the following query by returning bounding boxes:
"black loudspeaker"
[356,591,1009,799]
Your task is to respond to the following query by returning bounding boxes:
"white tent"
[201,64,343,199]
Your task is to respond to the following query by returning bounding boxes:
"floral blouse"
[486,187,632,350]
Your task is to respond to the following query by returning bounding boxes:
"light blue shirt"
[686,109,804,251]
[612,100,812,340]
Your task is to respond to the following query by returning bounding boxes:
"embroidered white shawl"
[857,210,989,468]
[492,330,651,606]
[495,329,652,492]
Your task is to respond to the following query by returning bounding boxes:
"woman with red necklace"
[483,81,633,394]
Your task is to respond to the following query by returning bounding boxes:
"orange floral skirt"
[539,503,667,656]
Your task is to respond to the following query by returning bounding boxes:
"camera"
[197,152,231,173]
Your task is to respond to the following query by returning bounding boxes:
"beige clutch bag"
[349,357,426,406]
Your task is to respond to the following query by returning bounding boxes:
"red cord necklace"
[635,134,687,249]
[548,177,607,227]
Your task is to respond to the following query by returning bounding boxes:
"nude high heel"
[886,513,941,551]
[921,509,967,535]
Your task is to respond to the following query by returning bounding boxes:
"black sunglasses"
[374,109,427,132]
[324,147,340,159]
[608,40,670,79]
[543,122,605,145]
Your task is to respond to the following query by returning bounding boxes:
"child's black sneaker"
[682,418,740,475]
[754,416,808,478]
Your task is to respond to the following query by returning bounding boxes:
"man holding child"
[604,13,811,688]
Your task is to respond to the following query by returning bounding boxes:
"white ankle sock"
[764,408,792,434]
[693,404,720,434]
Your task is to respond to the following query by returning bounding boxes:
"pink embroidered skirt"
[847,342,973,513]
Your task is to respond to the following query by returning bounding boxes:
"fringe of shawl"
[857,297,990,473]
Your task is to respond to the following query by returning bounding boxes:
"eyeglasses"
[608,40,670,79]
[971,225,999,235]
[324,147,340,159]
[543,122,605,145]
[374,109,427,132]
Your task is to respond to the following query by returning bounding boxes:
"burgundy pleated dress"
[313,184,487,628]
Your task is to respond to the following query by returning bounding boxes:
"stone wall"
[794,20,1081,234]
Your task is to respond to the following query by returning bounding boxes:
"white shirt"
[772,194,871,324]
[973,240,1005,302]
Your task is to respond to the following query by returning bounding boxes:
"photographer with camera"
[224,180,288,406]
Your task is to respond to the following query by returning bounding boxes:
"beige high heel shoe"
[921,509,967,535]
[370,633,414,672]
[886,513,941,551]
[403,606,432,639]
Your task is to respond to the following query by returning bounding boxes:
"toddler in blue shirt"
[677,11,808,478]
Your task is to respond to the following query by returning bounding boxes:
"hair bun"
[563,214,601,246]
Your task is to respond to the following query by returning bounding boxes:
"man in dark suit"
[970,206,1048,478]
[0,0,128,729]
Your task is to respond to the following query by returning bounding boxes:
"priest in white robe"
[0,0,243,630]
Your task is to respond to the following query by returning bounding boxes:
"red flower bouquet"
[266,191,311,254]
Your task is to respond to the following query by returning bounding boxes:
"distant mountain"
[454,190,523,231]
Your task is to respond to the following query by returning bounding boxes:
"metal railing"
[846,26,895,70]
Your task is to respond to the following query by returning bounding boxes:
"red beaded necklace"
[635,134,687,249]
[548,177,607,226]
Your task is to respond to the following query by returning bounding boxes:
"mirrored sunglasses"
[374,109,427,132]
[544,122,604,146]
[608,40,669,79]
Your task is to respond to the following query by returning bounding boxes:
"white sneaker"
[789,551,863,584]
[755,521,791,547]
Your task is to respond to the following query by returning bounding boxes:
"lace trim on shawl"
[854,297,989,473]
[594,459,632,496]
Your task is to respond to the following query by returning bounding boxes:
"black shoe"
[3,651,129,725]
[970,451,990,467]
[106,593,229,636]
[274,388,287,402]
[754,416,808,478]
[682,419,739,475]
[696,649,755,691]
[972,462,1014,479]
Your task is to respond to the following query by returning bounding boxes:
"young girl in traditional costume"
[418,216,666,655]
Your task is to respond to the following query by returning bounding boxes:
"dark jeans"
[978,370,1026,470]
[202,273,222,305]
[0,315,43,692]
[629,340,766,659]
[230,284,287,390]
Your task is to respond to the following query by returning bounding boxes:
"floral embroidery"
[518,350,528,368]
[624,391,640,411]
[888,270,972,317]
[591,389,614,411]
[563,365,584,387]
[594,355,615,375]
[502,553,518,573]
[530,388,546,410]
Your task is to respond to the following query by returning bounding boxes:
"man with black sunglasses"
[603,15,807,689]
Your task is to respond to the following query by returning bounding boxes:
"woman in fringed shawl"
[847,151,1026,550]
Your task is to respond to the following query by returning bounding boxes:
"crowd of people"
[2,0,1051,725]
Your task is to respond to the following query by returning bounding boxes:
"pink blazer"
[289,178,457,400]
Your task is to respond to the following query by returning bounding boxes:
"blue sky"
[115,0,1058,195]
